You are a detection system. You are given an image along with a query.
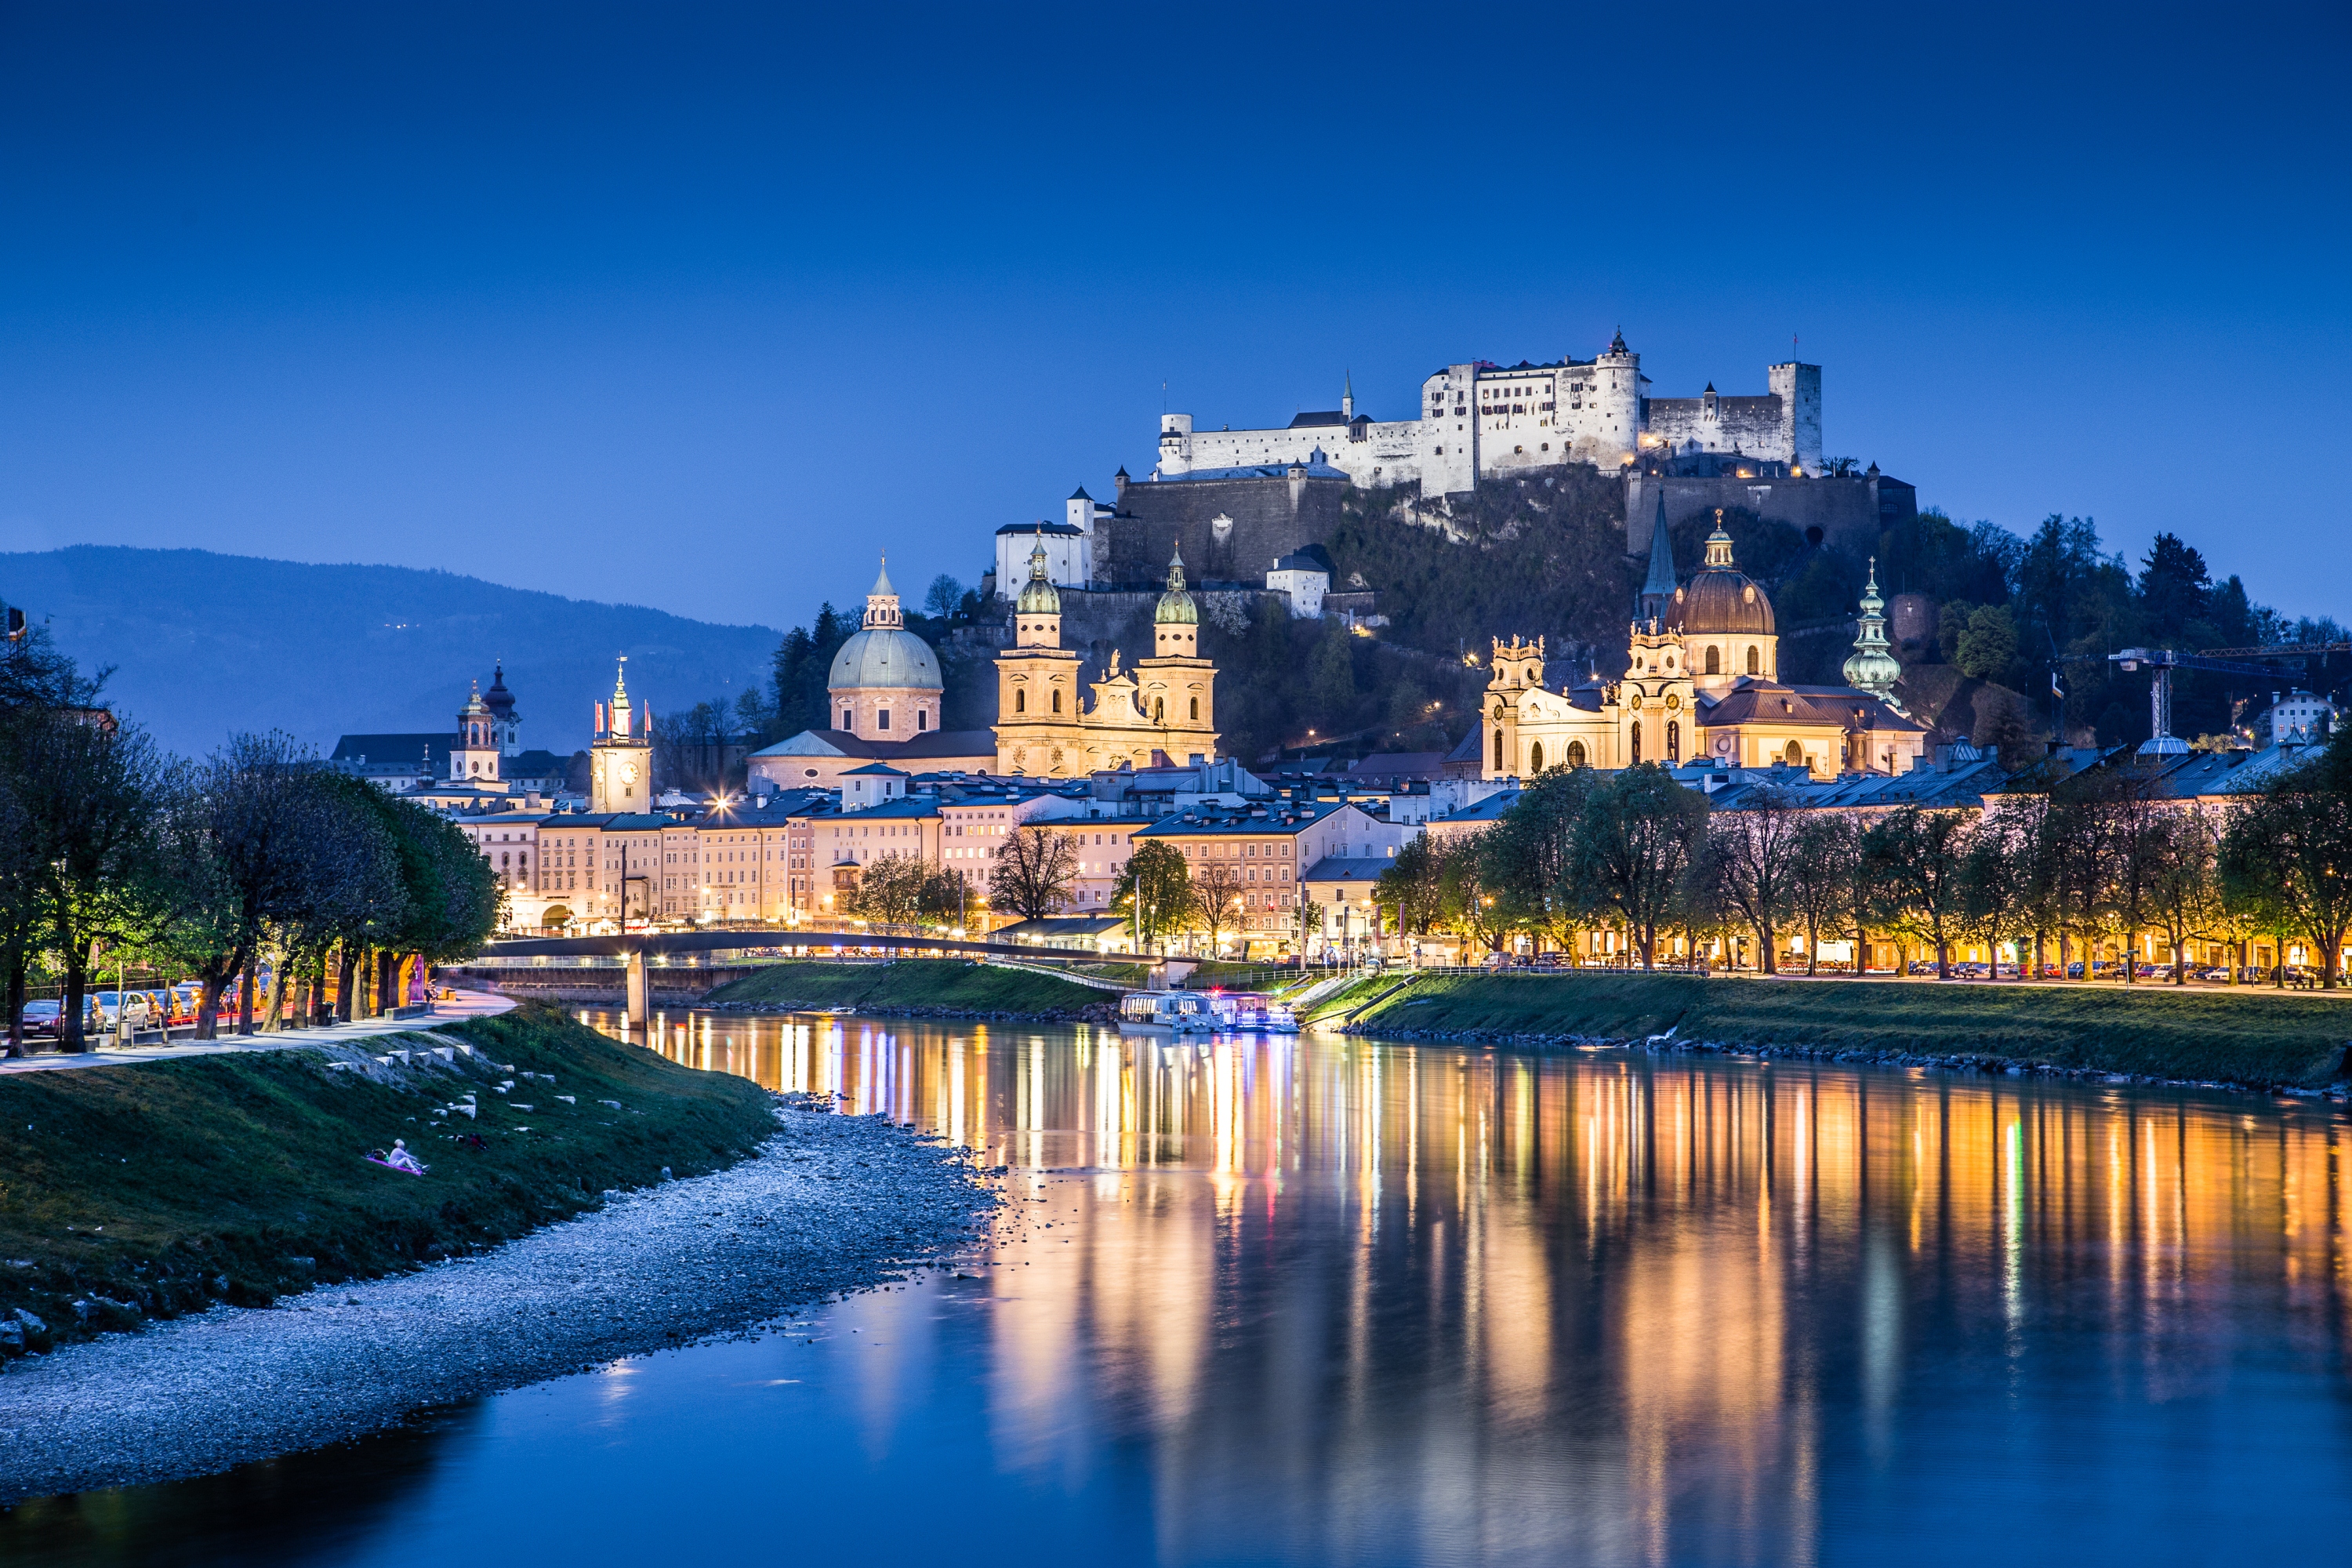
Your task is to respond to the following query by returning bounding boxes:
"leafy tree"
[1479,766,1599,953]
[1190,856,1248,953]
[1961,796,2046,980]
[844,852,931,929]
[1955,604,2019,680]
[2144,808,2223,983]
[1374,834,1446,940]
[1864,806,1974,978]
[1307,624,1358,725]
[1702,786,1802,973]
[1784,814,1853,976]
[2219,730,2352,986]
[1574,764,1708,970]
[990,824,1080,922]
[1111,841,1192,950]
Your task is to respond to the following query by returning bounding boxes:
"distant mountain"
[0,546,782,758]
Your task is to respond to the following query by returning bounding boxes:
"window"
[1154,697,1164,724]
[1631,720,1642,764]
[1015,689,1025,713]
[1189,697,1198,720]
[917,710,928,731]
[1747,646,1761,675]
[1494,730,1504,769]
[1530,742,1544,772]
[1566,740,1586,768]
[878,709,891,731]
[1786,740,1805,767]
[1705,646,1720,675]
[1667,720,1680,762]
[1051,688,1062,713]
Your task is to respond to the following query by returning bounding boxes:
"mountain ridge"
[0,545,783,757]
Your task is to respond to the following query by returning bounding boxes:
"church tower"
[1842,557,1906,713]
[450,681,503,782]
[481,661,521,756]
[994,537,1083,774]
[1136,542,1218,753]
[1638,491,1676,622]
[590,657,653,812]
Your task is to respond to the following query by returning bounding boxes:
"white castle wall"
[1156,345,1816,493]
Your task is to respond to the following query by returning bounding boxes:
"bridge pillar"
[625,949,648,1029]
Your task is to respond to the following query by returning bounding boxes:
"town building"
[1134,797,1404,955]
[330,662,568,796]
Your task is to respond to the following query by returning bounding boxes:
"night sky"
[3,2,2345,630]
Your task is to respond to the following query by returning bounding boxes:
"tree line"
[0,617,500,1054]
[1373,735,2352,987]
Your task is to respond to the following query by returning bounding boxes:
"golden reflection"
[586,1009,2352,1559]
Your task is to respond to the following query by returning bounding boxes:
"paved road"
[0,989,517,1075]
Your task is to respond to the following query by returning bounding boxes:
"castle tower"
[451,681,503,782]
[1619,616,1696,768]
[1842,557,1905,713]
[590,658,652,812]
[1341,370,1354,422]
[1479,635,1545,778]
[1138,543,1217,749]
[1769,361,1823,473]
[1638,490,1677,622]
[1589,328,1642,470]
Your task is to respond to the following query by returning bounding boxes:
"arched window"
[1051,688,1062,713]
[1705,645,1721,675]
[1014,690,1025,713]
[841,710,853,730]
[1189,697,1199,720]
[1566,740,1586,768]
[1785,740,1805,766]
[1630,720,1642,764]
[1747,645,1761,675]
[1530,742,1544,773]
[1666,720,1680,761]
[1494,729,1506,769]
[1154,697,1165,724]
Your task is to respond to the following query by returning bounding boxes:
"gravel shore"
[0,1105,996,1503]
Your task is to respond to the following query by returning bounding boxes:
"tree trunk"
[1936,938,1949,981]
[238,965,256,1036]
[1758,922,1777,975]
[3,941,24,1058]
[336,946,357,1022]
[377,948,399,1016]
[59,941,89,1053]
[1805,916,1819,977]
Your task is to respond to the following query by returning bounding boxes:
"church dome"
[1155,543,1198,625]
[1669,517,1776,637]
[829,561,943,695]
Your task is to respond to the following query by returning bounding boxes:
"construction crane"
[2107,648,2282,755]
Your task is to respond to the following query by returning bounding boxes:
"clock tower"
[590,658,653,812]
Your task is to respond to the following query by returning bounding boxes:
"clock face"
[622,762,639,783]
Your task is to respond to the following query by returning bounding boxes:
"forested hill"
[0,546,781,757]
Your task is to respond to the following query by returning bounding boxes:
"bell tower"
[590,657,654,812]
[450,681,503,783]
[1138,543,1217,753]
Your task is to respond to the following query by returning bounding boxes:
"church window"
[1015,690,1026,713]
[1705,646,1720,675]
[1530,742,1544,772]
[1154,697,1165,724]
[1189,697,1198,720]
[879,709,891,731]
[1631,721,1642,764]
[1494,730,1505,770]
[1667,720,1680,762]
[917,710,927,731]
[841,710,853,729]
[1566,740,1587,768]
[1051,688,1063,713]
[1748,646,1761,675]
[1786,740,1805,767]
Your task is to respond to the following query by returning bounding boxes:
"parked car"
[90,991,154,1033]
[20,999,66,1039]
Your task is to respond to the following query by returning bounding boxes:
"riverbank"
[1345,972,2352,1091]
[0,1106,994,1502]
[0,1003,778,1352]
[701,960,1118,1023]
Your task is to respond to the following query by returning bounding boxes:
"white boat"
[1118,990,1216,1034]
[1207,992,1299,1034]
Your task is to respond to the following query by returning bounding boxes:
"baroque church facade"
[1481,504,1926,782]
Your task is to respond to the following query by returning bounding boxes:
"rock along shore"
[1346,1022,2352,1102]
[0,1105,996,1504]
[704,1000,1120,1025]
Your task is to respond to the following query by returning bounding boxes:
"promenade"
[0,988,517,1075]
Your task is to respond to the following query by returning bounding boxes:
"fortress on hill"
[1155,331,1821,492]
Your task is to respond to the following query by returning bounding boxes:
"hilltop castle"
[1154,332,1821,494]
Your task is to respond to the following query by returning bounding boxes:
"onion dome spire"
[1015,529,1061,615]
[1842,557,1906,712]
[1155,541,1198,625]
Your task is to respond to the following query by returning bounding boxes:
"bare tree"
[990,825,1080,922]
[1190,856,1247,954]
[1784,814,1851,976]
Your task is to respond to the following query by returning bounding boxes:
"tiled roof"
[1136,800,1349,838]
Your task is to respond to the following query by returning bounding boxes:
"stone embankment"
[0,1105,997,1502]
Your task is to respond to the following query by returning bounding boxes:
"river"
[8,1011,2352,1566]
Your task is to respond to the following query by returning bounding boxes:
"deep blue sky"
[3,2,2346,633]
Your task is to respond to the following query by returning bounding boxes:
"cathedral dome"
[1669,517,1776,637]
[1155,543,1198,625]
[829,561,943,695]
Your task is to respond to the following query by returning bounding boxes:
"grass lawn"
[1355,972,2352,1088]
[702,959,1111,1015]
[0,1003,776,1348]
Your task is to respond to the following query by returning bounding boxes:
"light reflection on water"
[9,1009,2352,1566]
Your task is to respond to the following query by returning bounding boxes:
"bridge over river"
[453,929,1142,1023]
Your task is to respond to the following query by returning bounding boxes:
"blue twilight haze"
[2,2,2345,631]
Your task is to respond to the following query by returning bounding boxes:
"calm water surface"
[10,1010,2352,1566]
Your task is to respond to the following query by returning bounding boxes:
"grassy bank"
[0,1003,777,1352]
[702,959,1112,1017]
[1353,973,2352,1088]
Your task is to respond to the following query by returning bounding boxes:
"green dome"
[1016,537,1061,615]
[1154,543,1197,625]
[1842,557,1905,707]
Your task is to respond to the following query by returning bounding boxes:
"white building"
[1267,547,1331,618]
[1152,333,1822,495]
[994,488,1111,595]
[2267,689,2338,744]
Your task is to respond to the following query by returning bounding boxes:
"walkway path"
[0,989,517,1075]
